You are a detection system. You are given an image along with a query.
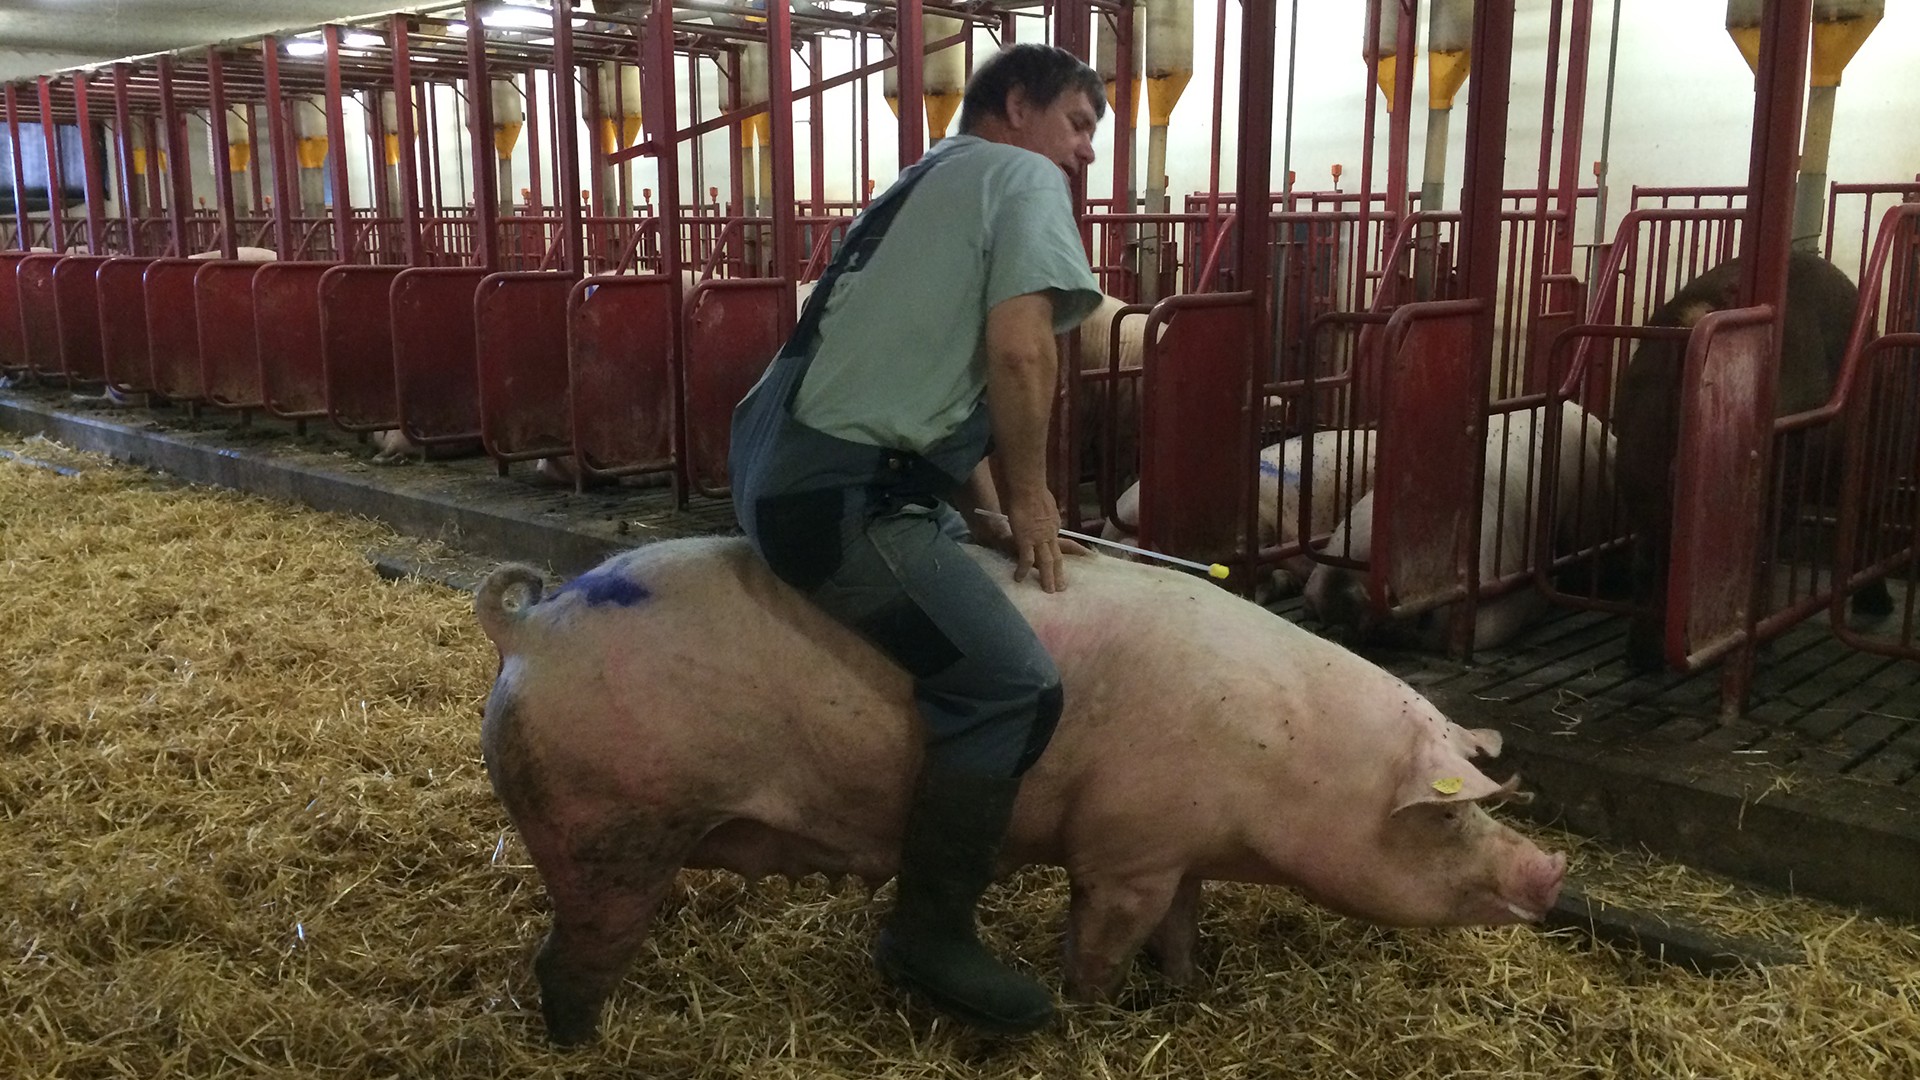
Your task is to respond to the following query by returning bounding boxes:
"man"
[729,44,1106,1034]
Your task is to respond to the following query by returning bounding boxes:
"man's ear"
[1003,86,1033,130]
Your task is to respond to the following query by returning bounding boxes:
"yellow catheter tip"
[1208,564,1231,580]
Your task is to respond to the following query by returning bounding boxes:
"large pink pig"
[475,538,1566,1045]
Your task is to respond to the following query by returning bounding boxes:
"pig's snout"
[1496,850,1567,924]
[1303,567,1376,642]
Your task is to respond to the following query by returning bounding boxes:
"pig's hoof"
[539,990,604,1048]
[1853,581,1895,620]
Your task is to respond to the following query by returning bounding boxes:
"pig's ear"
[1391,743,1506,816]
[1446,725,1503,760]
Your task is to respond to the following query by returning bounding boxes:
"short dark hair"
[957,43,1105,135]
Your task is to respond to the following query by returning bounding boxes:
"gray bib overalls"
[729,155,1063,779]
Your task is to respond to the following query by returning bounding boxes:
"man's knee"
[1010,681,1064,777]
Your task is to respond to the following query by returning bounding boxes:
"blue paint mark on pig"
[1258,458,1300,486]
[553,568,650,608]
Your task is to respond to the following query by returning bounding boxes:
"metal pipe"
[112,65,142,253]
[324,26,358,261]
[1452,0,1520,655]
[465,0,501,271]
[157,56,194,256]
[392,15,424,266]
[5,86,29,248]
[37,77,67,252]
[553,0,584,276]
[768,0,796,292]
[207,48,240,259]
[1591,0,1623,249]
[261,39,295,259]
[898,0,926,167]
[71,74,107,254]
[1553,0,1594,289]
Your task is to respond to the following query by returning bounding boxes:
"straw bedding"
[2,433,1915,1079]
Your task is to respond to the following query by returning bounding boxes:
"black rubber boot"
[873,765,1055,1035]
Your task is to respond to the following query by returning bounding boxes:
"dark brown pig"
[474,537,1566,1046]
[1613,251,1890,671]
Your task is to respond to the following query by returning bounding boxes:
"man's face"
[1006,86,1100,173]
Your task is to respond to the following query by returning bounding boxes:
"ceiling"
[0,1,425,82]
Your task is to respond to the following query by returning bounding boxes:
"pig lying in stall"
[475,536,1566,1045]
[1304,401,1614,651]
[1103,428,1377,599]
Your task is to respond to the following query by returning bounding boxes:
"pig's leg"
[1061,870,1186,1002]
[1141,877,1203,986]
[527,815,702,1046]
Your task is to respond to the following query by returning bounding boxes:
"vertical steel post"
[247,103,265,214]
[262,39,297,259]
[324,26,356,262]
[5,86,30,248]
[157,56,193,256]
[71,73,107,254]
[1356,1,1381,305]
[1449,0,1518,655]
[1384,0,1416,221]
[1553,0,1594,290]
[111,65,141,254]
[1112,0,1137,220]
[1237,2,1275,317]
[465,0,500,271]
[768,0,796,290]
[642,0,686,500]
[552,0,584,276]
[809,37,826,219]
[525,66,543,213]
[206,48,240,259]
[897,0,925,168]
[392,15,424,266]
[1722,0,1814,715]
[37,77,66,252]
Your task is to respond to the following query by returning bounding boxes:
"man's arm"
[983,291,1067,592]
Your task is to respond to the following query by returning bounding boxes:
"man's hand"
[1003,485,1067,592]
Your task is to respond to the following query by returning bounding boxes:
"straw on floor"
[1,433,1915,1079]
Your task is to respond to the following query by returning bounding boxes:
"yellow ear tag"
[1432,777,1464,795]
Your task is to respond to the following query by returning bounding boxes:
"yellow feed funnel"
[1362,0,1403,111]
[1098,0,1146,118]
[223,106,252,173]
[294,96,329,170]
[597,64,643,153]
[923,14,966,140]
[491,79,524,158]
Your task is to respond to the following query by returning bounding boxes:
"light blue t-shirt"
[791,135,1103,453]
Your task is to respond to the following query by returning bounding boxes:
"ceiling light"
[483,7,553,30]
[343,31,382,48]
[284,41,327,57]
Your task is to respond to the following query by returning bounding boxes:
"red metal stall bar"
[1818,203,1920,655]
[319,22,407,433]
[388,13,483,450]
[196,46,269,411]
[1134,0,1275,580]
[1668,0,1814,715]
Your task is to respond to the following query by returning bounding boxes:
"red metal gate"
[16,253,63,380]
[566,273,677,483]
[53,254,109,384]
[681,278,787,496]
[319,264,404,431]
[144,258,205,400]
[97,257,154,394]
[391,266,487,445]
[252,263,330,420]
[475,270,576,464]
[195,261,263,408]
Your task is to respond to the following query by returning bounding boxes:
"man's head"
[958,44,1104,171]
